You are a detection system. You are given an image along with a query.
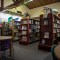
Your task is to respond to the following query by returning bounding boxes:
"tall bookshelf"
[2,22,12,36]
[13,21,21,41]
[38,13,60,51]
[19,18,40,45]
[9,20,21,41]
[0,23,2,36]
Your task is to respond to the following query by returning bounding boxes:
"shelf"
[21,30,27,31]
[20,34,27,36]
[19,18,40,45]
[39,13,60,50]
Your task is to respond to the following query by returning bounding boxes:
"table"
[0,36,13,60]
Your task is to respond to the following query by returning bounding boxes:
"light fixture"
[28,0,33,2]
[0,12,22,22]
[24,0,33,4]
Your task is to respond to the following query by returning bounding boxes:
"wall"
[4,0,13,7]
[29,2,60,18]
[8,2,60,18]
[9,5,30,15]
[3,0,30,15]
[0,0,1,7]
[17,5,29,14]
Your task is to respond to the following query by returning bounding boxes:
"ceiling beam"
[0,0,4,11]
[4,0,24,9]
[25,0,60,9]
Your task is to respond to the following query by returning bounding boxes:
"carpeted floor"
[13,42,53,60]
[1,42,53,60]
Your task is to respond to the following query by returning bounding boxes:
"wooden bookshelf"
[2,22,12,36]
[38,13,60,51]
[19,18,40,45]
[0,23,3,36]
[9,20,21,41]
[13,21,21,41]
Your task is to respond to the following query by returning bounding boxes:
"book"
[29,29,32,33]
[57,33,60,37]
[38,26,40,28]
[43,14,48,18]
[0,29,2,35]
[57,25,60,28]
[57,20,60,24]
[35,21,38,24]
[38,22,40,25]
[22,21,27,24]
[29,20,31,24]
[41,39,45,44]
[0,24,2,28]
[22,36,27,41]
[22,31,27,35]
[54,24,57,28]
[53,29,56,33]
[22,26,27,30]
[57,29,60,32]
[44,32,49,38]
[44,20,48,25]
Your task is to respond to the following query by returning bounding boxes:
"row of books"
[54,23,60,28]
[21,25,40,30]
[21,29,40,35]
[21,20,40,25]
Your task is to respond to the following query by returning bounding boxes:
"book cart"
[38,13,60,51]
[19,18,40,45]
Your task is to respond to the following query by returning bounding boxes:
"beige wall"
[0,0,1,7]
[4,0,13,7]
[4,0,29,15]
[29,2,60,18]
[17,5,29,14]
[9,5,29,15]
[8,2,60,18]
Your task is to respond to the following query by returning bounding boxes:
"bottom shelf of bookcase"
[29,40,39,44]
[38,44,51,51]
[19,41,29,45]
[19,40,39,45]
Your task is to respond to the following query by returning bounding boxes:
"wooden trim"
[26,0,59,9]
[1,0,4,8]
[0,0,4,11]
[4,0,24,9]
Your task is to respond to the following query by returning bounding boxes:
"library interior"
[0,0,60,60]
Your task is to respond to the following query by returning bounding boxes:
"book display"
[38,13,60,51]
[19,18,40,45]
